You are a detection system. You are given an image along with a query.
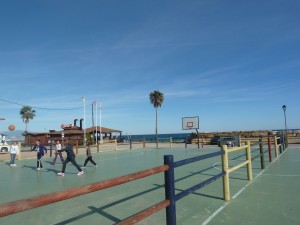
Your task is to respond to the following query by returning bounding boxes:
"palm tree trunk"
[156,106,158,148]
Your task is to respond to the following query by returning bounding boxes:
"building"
[25,119,122,145]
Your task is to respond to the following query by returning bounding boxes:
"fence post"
[115,139,117,151]
[49,142,52,157]
[185,138,187,149]
[143,138,146,148]
[267,136,272,162]
[164,155,176,225]
[130,138,132,149]
[170,137,172,148]
[274,136,278,158]
[221,145,230,201]
[246,141,253,181]
[280,135,283,153]
[201,136,204,148]
[259,138,265,169]
[18,142,21,160]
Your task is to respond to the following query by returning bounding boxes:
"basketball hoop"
[187,126,193,130]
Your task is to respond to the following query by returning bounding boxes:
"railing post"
[259,138,265,169]
[164,155,176,225]
[280,135,283,153]
[245,141,253,181]
[221,145,230,201]
[267,136,272,162]
[18,142,22,160]
[274,136,278,158]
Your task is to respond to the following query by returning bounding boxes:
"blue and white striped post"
[164,155,176,225]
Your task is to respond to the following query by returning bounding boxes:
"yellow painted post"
[245,141,253,181]
[17,142,21,160]
[221,144,230,201]
[170,137,172,148]
[274,136,278,158]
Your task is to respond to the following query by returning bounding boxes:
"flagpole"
[95,101,98,143]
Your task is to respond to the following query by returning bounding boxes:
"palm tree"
[20,106,36,133]
[149,90,164,148]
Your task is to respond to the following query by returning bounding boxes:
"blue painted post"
[164,155,176,225]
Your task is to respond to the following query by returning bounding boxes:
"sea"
[120,133,191,142]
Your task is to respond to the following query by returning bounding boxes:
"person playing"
[9,141,19,167]
[31,139,46,170]
[51,140,64,165]
[82,143,97,168]
[57,140,83,176]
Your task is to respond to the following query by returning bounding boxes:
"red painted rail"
[117,200,170,225]
[0,164,169,217]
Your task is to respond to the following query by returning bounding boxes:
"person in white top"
[51,140,64,165]
[10,142,19,166]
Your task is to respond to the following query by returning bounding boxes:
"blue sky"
[0,0,299,135]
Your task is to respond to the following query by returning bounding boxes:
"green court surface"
[0,144,299,225]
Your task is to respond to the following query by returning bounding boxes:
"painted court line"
[202,149,289,225]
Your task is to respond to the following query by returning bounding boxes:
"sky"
[0,0,299,135]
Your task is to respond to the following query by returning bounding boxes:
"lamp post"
[282,105,288,147]
[82,96,86,145]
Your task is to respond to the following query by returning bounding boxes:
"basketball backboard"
[182,116,199,130]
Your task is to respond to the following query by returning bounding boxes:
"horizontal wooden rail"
[228,160,249,173]
[0,165,169,217]
[117,200,170,225]
[174,151,224,168]
[227,144,250,153]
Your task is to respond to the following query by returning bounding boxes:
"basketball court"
[1,142,300,225]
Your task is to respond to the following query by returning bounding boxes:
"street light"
[82,96,86,145]
[282,105,288,146]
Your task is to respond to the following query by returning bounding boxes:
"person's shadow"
[22,165,39,171]
[22,165,58,174]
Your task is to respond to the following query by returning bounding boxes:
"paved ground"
[0,144,299,225]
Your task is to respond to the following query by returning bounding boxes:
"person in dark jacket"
[57,140,83,176]
[31,139,46,170]
[81,143,97,168]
